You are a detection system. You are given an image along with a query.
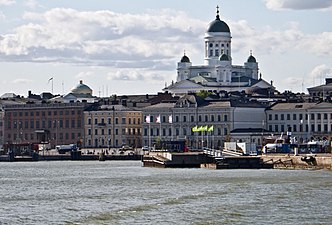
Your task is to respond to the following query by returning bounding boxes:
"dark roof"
[247,55,256,63]
[219,54,230,61]
[207,15,230,33]
[180,55,190,63]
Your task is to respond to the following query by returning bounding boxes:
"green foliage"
[196,90,211,98]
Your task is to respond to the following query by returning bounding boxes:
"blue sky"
[1,0,332,97]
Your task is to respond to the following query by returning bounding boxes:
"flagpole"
[159,115,161,140]
[149,121,151,149]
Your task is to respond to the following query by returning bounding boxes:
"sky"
[1,0,332,97]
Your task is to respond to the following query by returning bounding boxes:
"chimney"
[325,78,332,85]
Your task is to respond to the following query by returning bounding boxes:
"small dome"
[71,80,92,95]
[180,54,190,63]
[206,6,230,33]
[219,54,230,61]
[247,55,256,63]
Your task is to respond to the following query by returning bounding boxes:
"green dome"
[219,54,230,61]
[71,80,92,95]
[207,16,230,33]
[180,55,190,63]
[247,55,256,63]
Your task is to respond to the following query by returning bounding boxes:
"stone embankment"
[261,154,332,170]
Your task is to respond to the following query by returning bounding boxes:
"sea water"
[0,161,331,225]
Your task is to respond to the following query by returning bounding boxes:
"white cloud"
[309,64,332,81]
[0,0,15,6]
[75,71,95,79]
[12,78,32,84]
[264,0,332,10]
[24,0,42,9]
[107,69,167,82]
[0,8,203,70]
[107,70,146,81]
[0,11,5,20]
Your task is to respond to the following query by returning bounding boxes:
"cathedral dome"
[219,53,230,61]
[71,80,92,95]
[247,55,256,63]
[206,6,230,33]
[180,54,190,63]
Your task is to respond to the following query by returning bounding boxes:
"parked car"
[142,146,149,151]
[121,145,133,151]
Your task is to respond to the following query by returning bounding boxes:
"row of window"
[87,128,141,136]
[87,117,141,125]
[147,114,228,123]
[269,124,332,133]
[8,119,82,129]
[269,113,332,121]
[7,132,82,141]
[8,110,81,117]
[143,127,228,136]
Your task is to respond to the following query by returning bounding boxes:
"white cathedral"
[164,6,274,95]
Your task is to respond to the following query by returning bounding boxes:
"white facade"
[142,95,268,150]
[167,6,263,94]
[266,102,332,142]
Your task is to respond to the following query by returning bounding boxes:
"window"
[293,114,297,120]
[281,114,284,120]
[275,114,278,120]
[274,125,278,132]
[205,115,208,122]
[215,49,219,57]
[211,115,215,122]
[122,118,126,124]
[191,116,195,122]
[224,115,228,121]
[268,114,272,120]
[324,113,328,120]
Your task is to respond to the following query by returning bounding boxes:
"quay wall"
[261,154,332,170]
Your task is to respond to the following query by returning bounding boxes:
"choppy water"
[0,161,331,225]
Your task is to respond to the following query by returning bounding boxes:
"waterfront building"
[266,102,332,143]
[164,6,275,95]
[142,94,267,149]
[2,102,85,148]
[307,78,332,102]
[0,107,4,149]
[84,104,142,148]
